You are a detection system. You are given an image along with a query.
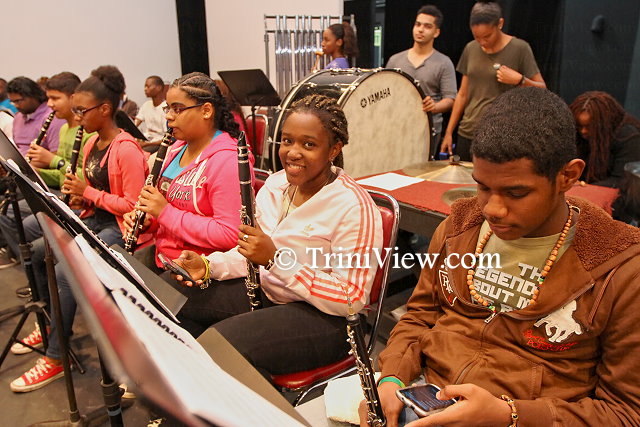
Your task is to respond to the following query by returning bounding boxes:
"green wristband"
[377,376,405,389]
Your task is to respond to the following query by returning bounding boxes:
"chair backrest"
[365,190,400,353]
[245,114,269,158]
[254,168,270,194]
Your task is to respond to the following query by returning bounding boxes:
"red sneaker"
[11,323,43,355]
[10,358,64,392]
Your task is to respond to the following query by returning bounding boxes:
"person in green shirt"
[27,72,94,189]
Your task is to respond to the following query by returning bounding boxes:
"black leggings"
[176,277,350,376]
[456,134,473,162]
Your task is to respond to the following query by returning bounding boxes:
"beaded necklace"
[467,204,575,313]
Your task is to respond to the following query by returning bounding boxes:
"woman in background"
[313,22,358,71]
[440,0,546,160]
[570,91,640,188]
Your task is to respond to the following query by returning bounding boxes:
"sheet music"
[356,172,424,191]
[112,289,305,427]
[110,249,145,285]
[74,235,179,323]
[3,150,50,190]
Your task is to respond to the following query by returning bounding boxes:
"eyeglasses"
[72,103,104,117]
[162,103,204,115]
[10,98,25,105]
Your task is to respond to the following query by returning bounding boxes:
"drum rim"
[270,68,435,171]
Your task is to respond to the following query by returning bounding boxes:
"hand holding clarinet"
[123,128,175,254]
[26,111,55,164]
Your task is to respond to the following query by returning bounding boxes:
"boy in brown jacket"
[363,87,640,426]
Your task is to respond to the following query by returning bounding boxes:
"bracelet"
[265,258,275,270]
[200,255,211,289]
[377,376,405,389]
[518,74,526,86]
[500,394,518,427]
[265,248,282,270]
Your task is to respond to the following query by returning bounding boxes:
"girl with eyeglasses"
[62,65,150,245]
[10,65,150,393]
[123,72,252,272]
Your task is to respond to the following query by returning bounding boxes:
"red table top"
[359,171,619,216]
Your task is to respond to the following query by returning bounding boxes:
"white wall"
[206,0,343,85]
[0,0,181,107]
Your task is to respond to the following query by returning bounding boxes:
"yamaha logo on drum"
[360,87,391,108]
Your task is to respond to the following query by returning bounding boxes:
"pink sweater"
[153,131,254,265]
[81,131,150,245]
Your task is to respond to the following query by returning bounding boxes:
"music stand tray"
[218,69,281,161]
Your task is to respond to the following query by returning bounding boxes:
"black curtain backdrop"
[176,0,210,76]
[345,0,375,68]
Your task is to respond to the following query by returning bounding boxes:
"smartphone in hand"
[396,383,456,417]
[158,253,195,283]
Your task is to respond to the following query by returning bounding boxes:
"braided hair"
[170,72,240,139]
[287,94,348,168]
[569,91,640,183]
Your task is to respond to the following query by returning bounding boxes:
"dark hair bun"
[91,65,125,97]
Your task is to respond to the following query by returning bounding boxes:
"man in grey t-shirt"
[386,5,457,158]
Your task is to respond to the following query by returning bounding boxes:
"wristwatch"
[56,159,66,169]
[518,74,526,86]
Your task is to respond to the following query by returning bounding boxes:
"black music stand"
[115,110,147,141]
[0,130,84,373]
[217,69,281,155]
[36,214,150,426]
[5,158,186,319]
[2,159,186,425]
[40,214,311,427]
[0,128,49,189]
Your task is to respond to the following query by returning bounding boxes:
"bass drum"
[270,68,433,178]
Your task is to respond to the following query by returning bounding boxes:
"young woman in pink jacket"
[11,65,149,393]
[123,72,251,270]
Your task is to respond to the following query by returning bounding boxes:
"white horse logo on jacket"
[533,300,583,343]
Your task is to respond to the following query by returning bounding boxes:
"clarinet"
[237,131,262,311]
[63,126,83,205]
[341,287,386,426]
[27,111,56,163]
[123,128,175,254]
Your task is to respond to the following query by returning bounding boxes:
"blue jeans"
[0,198,40,258]
[32,216,124,360]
